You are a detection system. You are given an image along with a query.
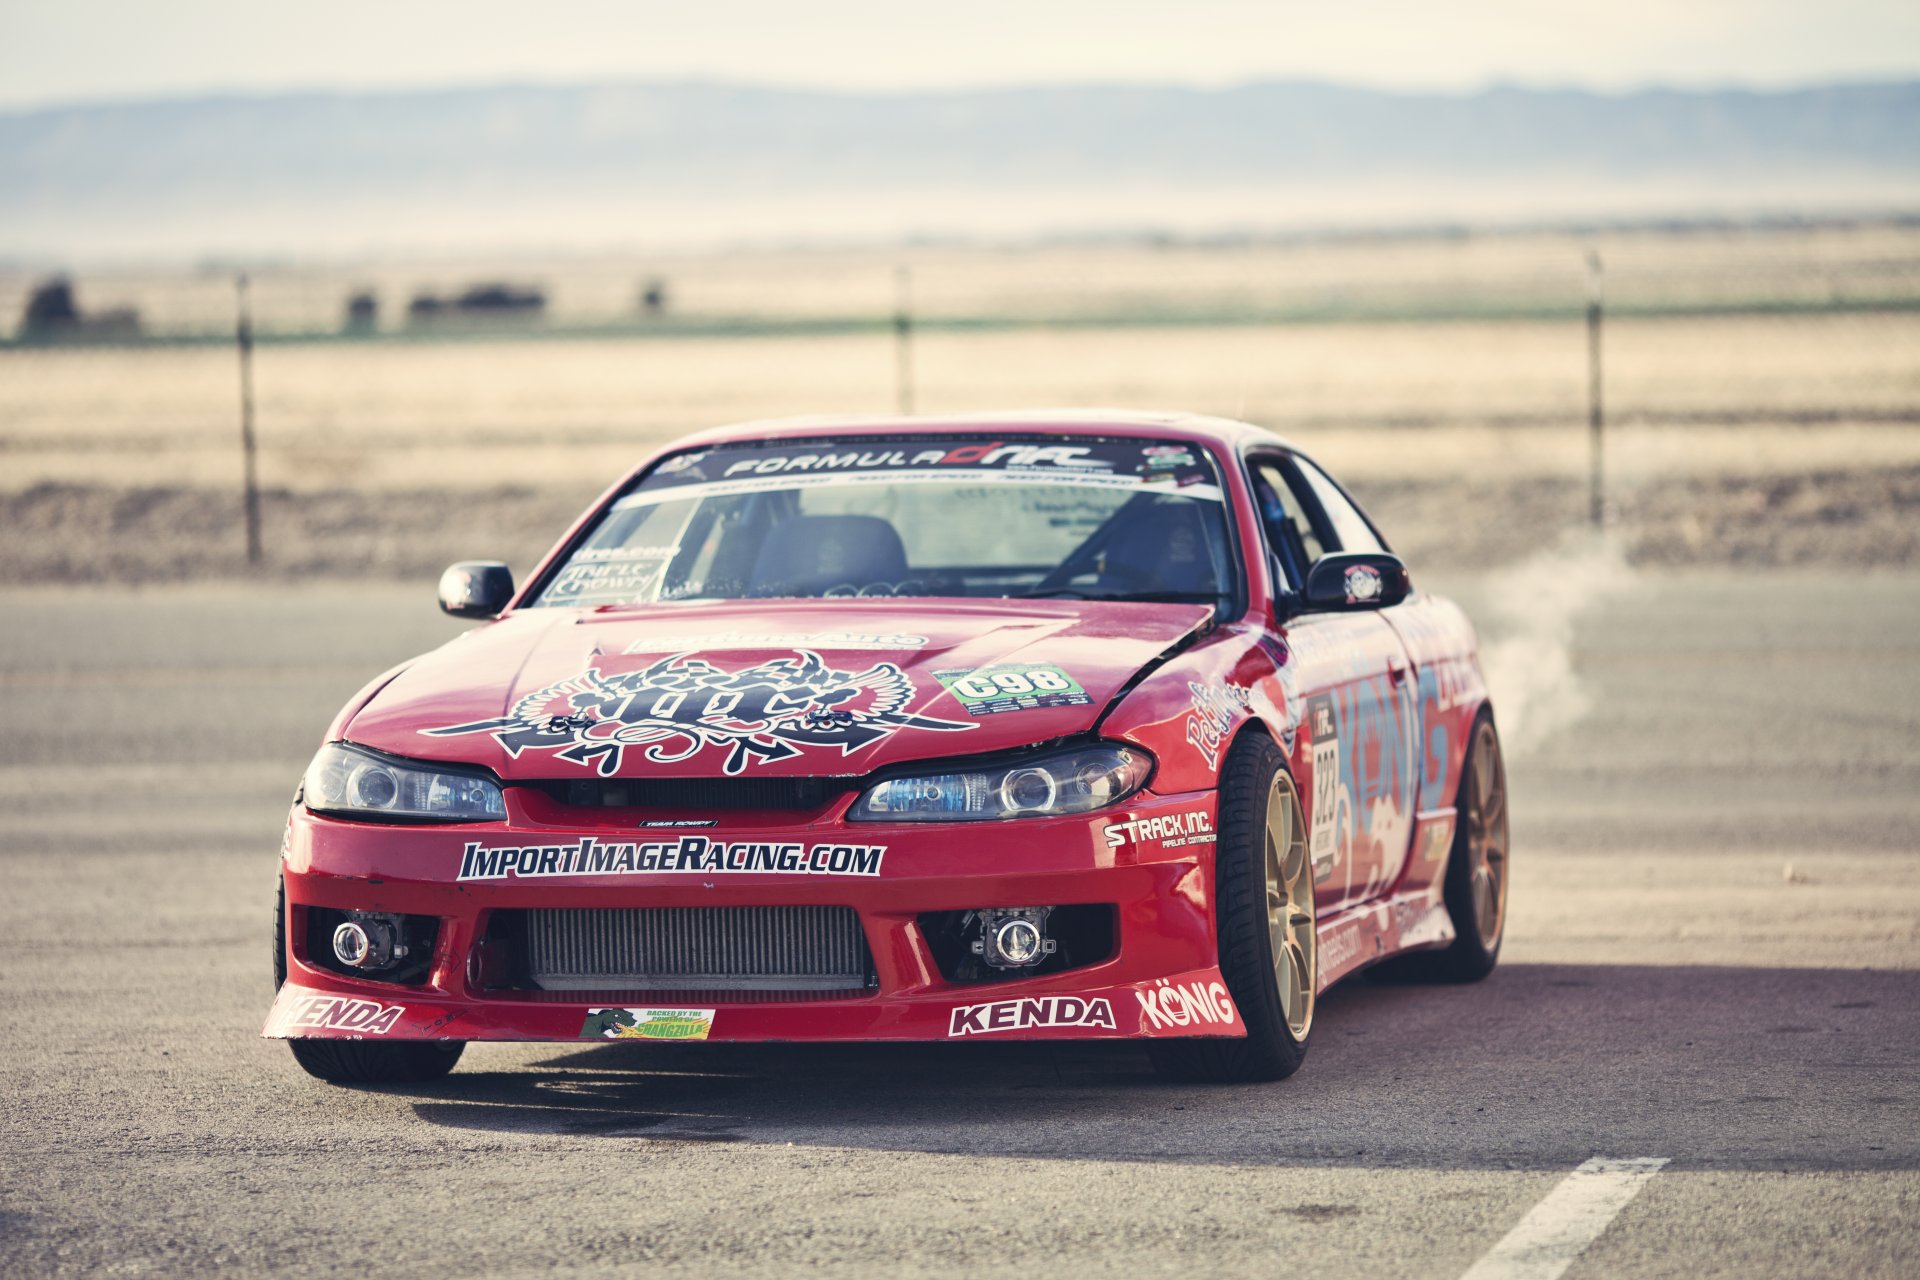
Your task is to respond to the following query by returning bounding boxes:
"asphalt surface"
[1,568,1916,1277]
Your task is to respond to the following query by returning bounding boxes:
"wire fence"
[2,219,1916,580]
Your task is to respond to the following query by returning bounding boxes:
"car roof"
[666,409,1301,455]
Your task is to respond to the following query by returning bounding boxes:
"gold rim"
[1464,721,1510,949]
[1263,772,1316,1040]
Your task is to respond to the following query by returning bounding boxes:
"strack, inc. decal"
[935,662,1091,716]
[947,996,1117,1037]
[423,649,973,776]
[1103,809,1215,850]
[1185,681,1251,771]
[1135,977,1239,1033]
[581,1008,715,1041]
[276,995,405,1036]
[456,836,887,881]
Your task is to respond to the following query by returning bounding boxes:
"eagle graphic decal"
[422,649,974,776]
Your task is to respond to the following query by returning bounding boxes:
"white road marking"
[1458,1156,1669,1280]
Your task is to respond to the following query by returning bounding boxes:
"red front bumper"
[264,788,1245,1044]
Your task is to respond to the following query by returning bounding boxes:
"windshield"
[530,435,1236,608]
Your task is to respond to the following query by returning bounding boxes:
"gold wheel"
[1464,720,1510,949]
[1263,772,1316,1040]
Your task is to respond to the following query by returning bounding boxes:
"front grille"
[521,777,843,811]
[518,906,873,992]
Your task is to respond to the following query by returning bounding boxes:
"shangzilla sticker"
[581,1008,715,1041]
[947,996,1117,1037]
[423,649,973,776]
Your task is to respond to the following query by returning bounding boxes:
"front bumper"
[265,787,1244,1044]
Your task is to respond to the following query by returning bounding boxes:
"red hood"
[345,600,1211,779]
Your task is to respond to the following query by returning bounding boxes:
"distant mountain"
[2,79,1915,258]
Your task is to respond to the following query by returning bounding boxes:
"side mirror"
[438,561,515,619]
[1302,553,1410,612]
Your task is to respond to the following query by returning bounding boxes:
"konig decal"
[423,649,973,776]
[581,1008,715,1041]
[948,996,1117,1037]
[457,836,886,881]
[1135,978,1239,1033]
[277,995,405,1036]
[1103,809,1215,849]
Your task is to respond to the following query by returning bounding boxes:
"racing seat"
[1100,499,1220,594]
[748,514,910,596]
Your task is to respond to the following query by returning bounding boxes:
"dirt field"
[2,227,1913,582]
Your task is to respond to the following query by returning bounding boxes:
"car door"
[1248,454,1420,915]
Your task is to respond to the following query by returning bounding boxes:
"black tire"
[288,1036,465,1085]
[275,875,465,1085]
[1149,732,1314,1083]
[1372,710,1509,983]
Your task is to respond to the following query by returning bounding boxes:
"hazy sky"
[2,0,1916,110]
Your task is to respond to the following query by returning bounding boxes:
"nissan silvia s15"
[267,412,1508,1084]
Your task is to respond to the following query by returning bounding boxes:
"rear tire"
[1149,733,1315,1083]
[274,875,465,1085]
[1373,711,1509,983]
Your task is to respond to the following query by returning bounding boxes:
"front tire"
[274,875,465,1085]
[1149,733,1316,1083]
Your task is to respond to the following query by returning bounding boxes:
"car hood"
[345,599,1213,779]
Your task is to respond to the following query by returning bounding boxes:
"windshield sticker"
[422,649,975,776]
[623,630,928,653]
[545,547,677,606]
[935,663,1091,716]
[617,437,1222,510]
[612,467,1223,512]
[581,1008,714,1041]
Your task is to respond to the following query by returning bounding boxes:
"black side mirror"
[438,561,515,619]
[1302,553,1410,611]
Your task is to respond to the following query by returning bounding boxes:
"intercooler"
[520,906,874,992]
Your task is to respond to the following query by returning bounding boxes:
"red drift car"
[266,412,1508,1084]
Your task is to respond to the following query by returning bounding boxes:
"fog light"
[332,921,372,967]
[995,917,1044,964]
[330,913,406,970]
[970,907,1058,970]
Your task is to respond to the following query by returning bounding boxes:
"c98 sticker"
[937,663,1091,715]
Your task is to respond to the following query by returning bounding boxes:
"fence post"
[894,265,914,416]
[1586,251,1605,528]
[236,273,263,564]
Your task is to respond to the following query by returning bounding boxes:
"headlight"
[302,742,506,822]
[849,744,1151,822]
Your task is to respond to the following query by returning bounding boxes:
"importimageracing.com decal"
[456,836,887,881]
[422,648,974,776]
